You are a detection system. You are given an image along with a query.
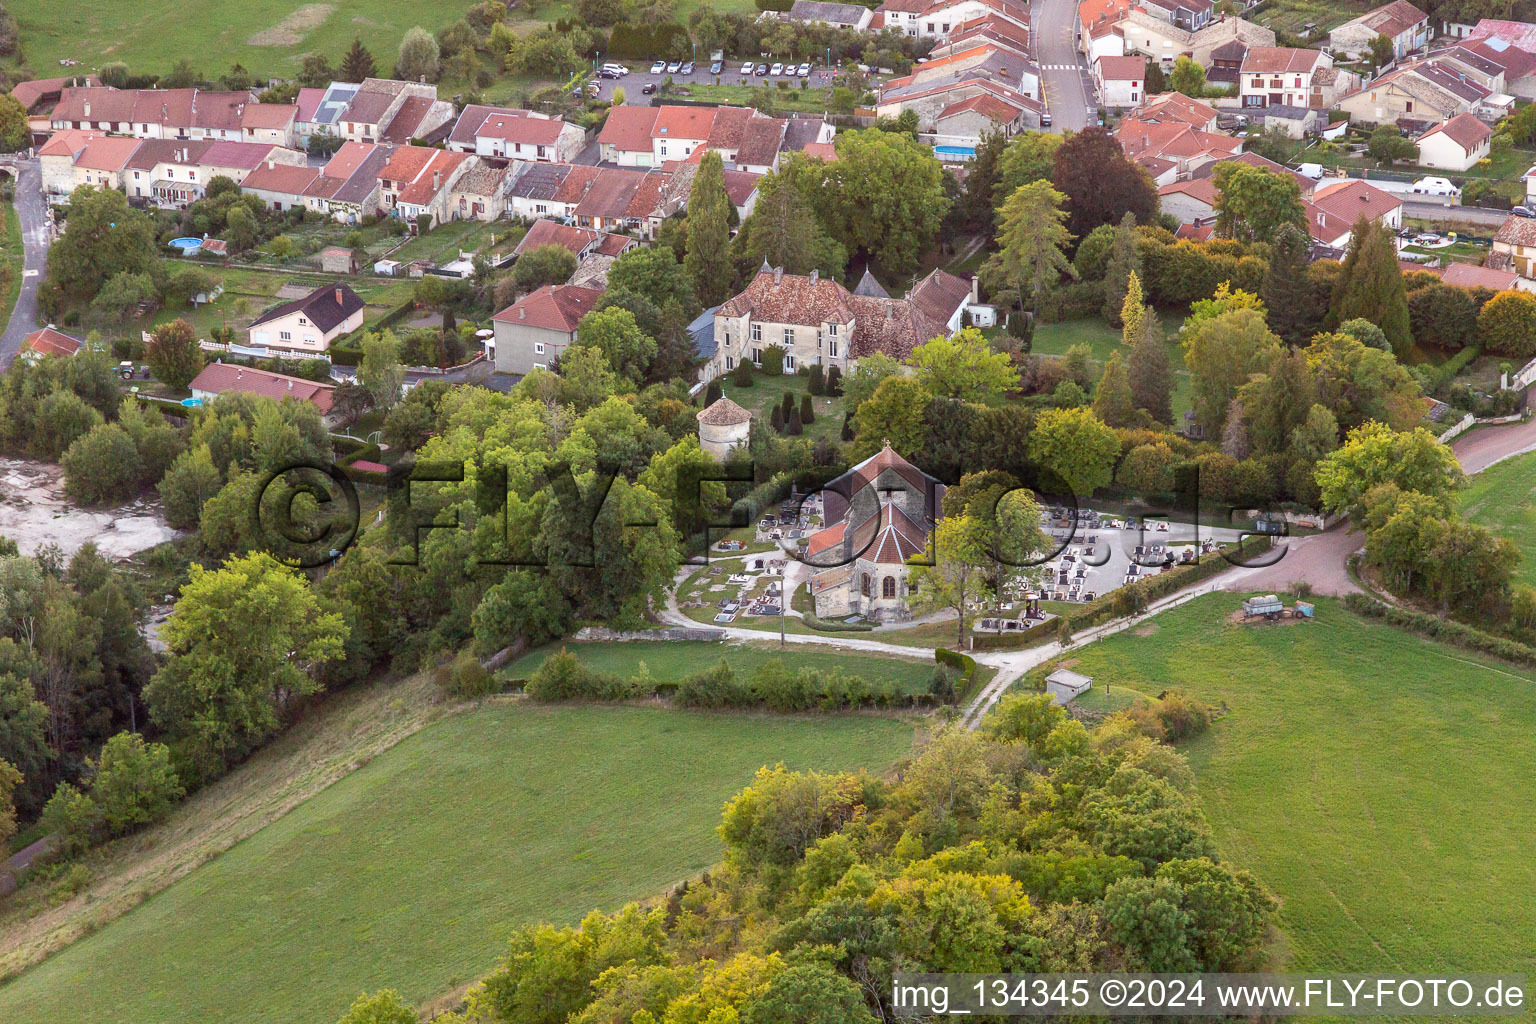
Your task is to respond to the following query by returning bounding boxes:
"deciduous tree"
[146,317,204,390]
[1051,127,1157,242]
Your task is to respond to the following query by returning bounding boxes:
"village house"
[513,219,637,264]
[446,104,587,163]
[1078,0,1133,62]
[377,146,474,230]
[1490,214,1536,278]
[1131,91,1220,131]
[1139,0,1213,31]
[1305,178,1403,250]
[1440,260,1531,292]
[781,0,875,31]
[1115,8,1274,69]
[1416,112,1492,171]
[1335,58,1490,127]
[448,161,512,222]
[807,445,945,623]
[337,78,452,144]
[190,362,340,425]
[1156,178,1219,228]
[1095,55,1146,108]
[246,283,366,356]
[122,138,213,207]
[38,130,142,199]
[303,141,393,223]
[706,265,973,379]
[490,283,605,375]
[296,82,358,141]
[240,159,324,212]
[49,87,260,141]
[240,102,299,148]
[1116,118,1241,182]
[1240,47,1334,109]
[877,0,1031,41]
[8,74,101,142]
[1327,1,1430,60]
[876,44,1044,147]
[19,326,85,360]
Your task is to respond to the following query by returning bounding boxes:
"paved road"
[1400,201,1509,228]
[1033,0,1095,132]
[0,158,49,367]
[1451,412,1536,474]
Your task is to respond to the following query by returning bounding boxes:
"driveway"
[1450,414,1536,474]
[0,158,50,366]
[1032,0,1095,132]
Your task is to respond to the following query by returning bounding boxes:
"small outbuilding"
[1045,668,1093,705]
[318,246,359,274]
[697,397,752,459]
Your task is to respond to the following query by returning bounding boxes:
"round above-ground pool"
[168,237,202,254]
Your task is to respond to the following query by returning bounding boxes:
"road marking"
[22,270,36,277]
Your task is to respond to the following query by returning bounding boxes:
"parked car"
[642,82,657,95]
[755,63,769,75]
[770,62,784,75]
[601,63,629,77]
[797,62,811,76]
[667,60,683,73]
[1515,206,1536,219]
[1041,109,1052,127]
[1411,176,1460,197]
[681,61,695,74]
[650,60,666,74]
[740,62,755,75]
[710,60,723,74]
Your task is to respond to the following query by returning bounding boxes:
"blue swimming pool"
[168,237,202,253]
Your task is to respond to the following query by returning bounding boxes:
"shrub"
[436,651,500,699]
[928,665,959,703]
[675,659,749,708]
[47,862,94,907]
[732,360,754,387]
[1151,690,1211,742]
[526,648,633,701]
[1478,290,1536,359]
[761,345,786,376]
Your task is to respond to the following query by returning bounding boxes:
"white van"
[1296,162,1324,179]
[601,63,629,77]
[1411,176,1461,197]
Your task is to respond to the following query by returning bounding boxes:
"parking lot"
[586,58,844,104]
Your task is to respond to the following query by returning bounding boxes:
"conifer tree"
[1263,223,1320,346]
[340,38,377,82]
[1092,351,1138,427]
[800,393,815,424]
[1128,316,1173,425]
[1329,216,1411,356]
[1102,213,1140,326]
[684,151,734,306]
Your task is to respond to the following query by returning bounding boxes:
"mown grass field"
[10,0,759,79]
[1030,310,1193,419]
[505,638,941,694]
[1058,594,1536,974]
[1460,450,1536,589]
[0,704,913,1024]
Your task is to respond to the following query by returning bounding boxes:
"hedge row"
[525,649,942,710]
[1343,592,1536,667]
[935,647,977,679]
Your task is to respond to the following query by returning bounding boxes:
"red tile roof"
[1440,261,1518,291]
[190,362,336,414]
[381,95,435,143]
[653,105,717,140]
[20,327,83,358]
[1097,55,1146,80]
[1241,46,1326,74]
[240,161,321,194]
[471,111,568,145]
[241,103,297,130]
[597,105,659,152]
[1311,178,1402,227]
[491,284,605,333]
[1419,111,1491,152]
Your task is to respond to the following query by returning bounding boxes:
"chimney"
[267,158,274,170]
[773,266,783,284]
[433,169,441,189]
[335,287,343,305]
[970,275,980,303]
[83,101,90,118]
[518,306,525,320]
[809,269,818,285]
